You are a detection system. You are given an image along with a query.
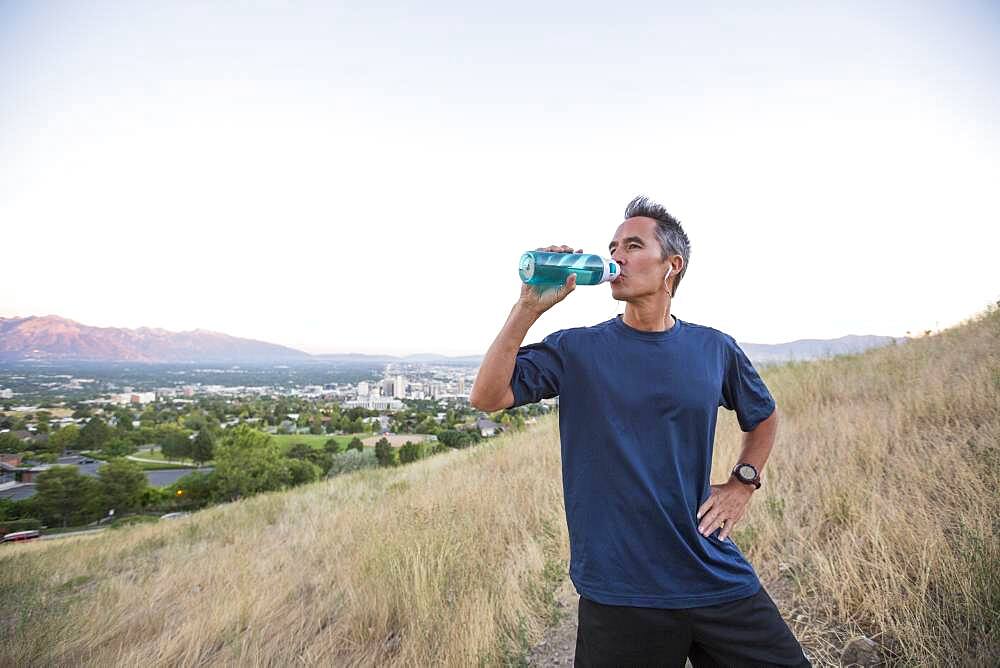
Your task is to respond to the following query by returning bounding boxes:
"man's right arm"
[469,244,581,412]
[469,303,542,411]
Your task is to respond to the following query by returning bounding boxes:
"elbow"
[469,388,506,413]
[469,387,489,412]
[469,394,496,412]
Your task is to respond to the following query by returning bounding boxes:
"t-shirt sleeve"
[509,330,566,408]
[719,334,776,432]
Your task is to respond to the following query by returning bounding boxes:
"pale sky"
[2,1,997,356]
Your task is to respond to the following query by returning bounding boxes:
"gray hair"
[624,195,691,297]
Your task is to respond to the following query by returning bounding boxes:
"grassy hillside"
[2,305,997,666]
[723,303,999,665]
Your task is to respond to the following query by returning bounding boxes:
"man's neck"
[623,301,675,332]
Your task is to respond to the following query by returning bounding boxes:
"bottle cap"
[602,259,621,283]
[518,252,536,282]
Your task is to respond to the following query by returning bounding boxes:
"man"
[470,196,811,667]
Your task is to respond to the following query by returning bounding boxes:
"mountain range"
[0,314,904,364]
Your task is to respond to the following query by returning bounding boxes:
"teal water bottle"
[518,251,621,286]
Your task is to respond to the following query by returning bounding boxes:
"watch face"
[738,465,755,479]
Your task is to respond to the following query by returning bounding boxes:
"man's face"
[608,217,675,301]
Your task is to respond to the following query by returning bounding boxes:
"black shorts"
[574,585,812,667]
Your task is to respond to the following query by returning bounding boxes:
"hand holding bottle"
[517,245,581,315]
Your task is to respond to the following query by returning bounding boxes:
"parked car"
[1,529,41,543]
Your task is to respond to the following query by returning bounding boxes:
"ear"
[663,255,683,280]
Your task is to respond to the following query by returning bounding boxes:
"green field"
[130,449,198,464]
[269,432,367,452]
[81,451,197,471]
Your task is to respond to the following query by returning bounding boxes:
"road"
[39,527,107,541]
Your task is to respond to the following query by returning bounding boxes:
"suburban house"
[475,417,502,438]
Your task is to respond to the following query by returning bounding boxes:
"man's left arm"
[696,407,779,541]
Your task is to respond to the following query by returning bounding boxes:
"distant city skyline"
[2,2,997,355]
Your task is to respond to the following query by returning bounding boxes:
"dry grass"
[1,421,568,667]
[718,304,1000,666]
[2,305,997,666]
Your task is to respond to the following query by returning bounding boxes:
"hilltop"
[0,315,309,364]
[1,304,997,666]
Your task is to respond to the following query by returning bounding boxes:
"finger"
[705,515,727,537]
[698,509,722,535]
[696,496,715,520]
[719,518,737,541]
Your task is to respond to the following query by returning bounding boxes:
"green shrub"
[325,450,377,476]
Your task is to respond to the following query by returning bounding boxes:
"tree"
[324,438,346,454]
[114,410,134,432]
[157,425,192,460]
[436,429,473,449]
[0,432,25,453]
[96,458,148,515]
[212,426,292,502]
[286,458,321,486]
[129,426,159,448]
[183,411,208,432]
[139,406,158,427]
[286,442,313,460]
[170,470,217,509]
[190,430,215,466]
[48,424,80,454]
[398,441,422,464]
[415,417,439,435]
[33,466,101,528]
[102,436,135,458]
[348,437,364,453]
[308,451,335,476]
[78,417,113,451]
[374,437,396,467]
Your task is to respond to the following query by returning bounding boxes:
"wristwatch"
[731,463,762,489]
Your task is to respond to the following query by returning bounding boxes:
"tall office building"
[394,375,406,399]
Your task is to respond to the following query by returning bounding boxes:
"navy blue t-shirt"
[510,313,776,609]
